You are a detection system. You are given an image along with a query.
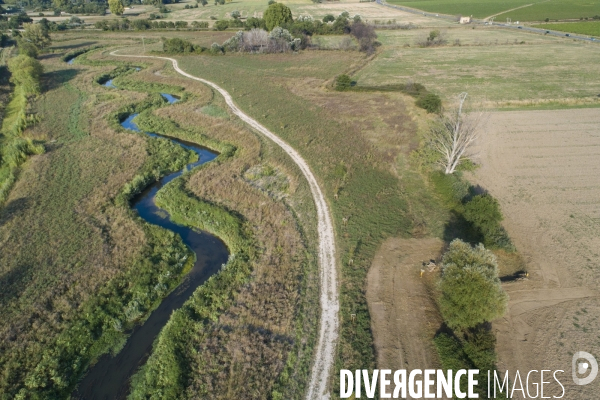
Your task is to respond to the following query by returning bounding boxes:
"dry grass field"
[468,108,600,398]
[355,27,600,108]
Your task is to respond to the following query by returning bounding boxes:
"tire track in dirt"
[110,51,339,400]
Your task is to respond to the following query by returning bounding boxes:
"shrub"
[463,194,502,233]
[210,42,223,54]
[245,17,266,30]
[191,21,209,29]
[215,20,229,30]
[417,29,447,47]
[162,37,200,53]
[438,240,508,331]
[334,74,352,91]
[415,93,442,113]
[323,14,335,23]
[462,194,513,250]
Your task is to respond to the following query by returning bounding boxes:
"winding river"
[74,88,229,398]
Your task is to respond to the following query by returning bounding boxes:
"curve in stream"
[110,52,339,400]
[75,92,229,399]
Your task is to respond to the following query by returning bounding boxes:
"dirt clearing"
[367,237,444,372]
[469,108,600,398]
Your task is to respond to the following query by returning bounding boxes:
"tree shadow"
[38,53,62,61]
[52,41,97,51]
[443,210,482,245]
[0,197,31,226]
[43,68,79,91]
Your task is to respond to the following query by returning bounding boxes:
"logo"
[572,351,598,385]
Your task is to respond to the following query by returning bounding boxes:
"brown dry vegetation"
[147,89,316,397]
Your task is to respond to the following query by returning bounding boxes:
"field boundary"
[110,50,339,400]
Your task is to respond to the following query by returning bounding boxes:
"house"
[459,16,472,24]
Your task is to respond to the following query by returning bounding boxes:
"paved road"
[376,0,600,44]
[110,51,340,400]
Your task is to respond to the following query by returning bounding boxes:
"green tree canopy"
[438,239,508,331]
[263,2,293,31]
[17,39,39,58]
[22,23,51,49]
[8,55,44,95]
[463,194,502,234]
[53,0,69,8]
[108,0,125,16]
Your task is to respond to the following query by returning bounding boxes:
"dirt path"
[367,238,444,374]
[110,51,339,399]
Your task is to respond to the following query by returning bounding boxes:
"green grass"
[501,0,600,22]
[532,21,600,36]
[386,0,536,18]
[0,36,318,400]
[354,28,600,108]
[171,51,421,396]
[386,0,600,21]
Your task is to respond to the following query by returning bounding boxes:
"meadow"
[533,21,600,36]
[0,36,316,399]
[385,0,600,21]
[354,27,600,108]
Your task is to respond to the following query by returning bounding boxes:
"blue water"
[104,79,116,88]
[75,93,228,399]
[160,93,180,104]
[67,57,75,65]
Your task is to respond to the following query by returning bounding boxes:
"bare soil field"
[469,108,600,398]
[367,238,444,373]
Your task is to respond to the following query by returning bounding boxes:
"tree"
[17,39,39,58]
[350,21,377,53]
[263,2,293,31]
[245,17,266,30]
[22,23,51,49]
[415,93,442,113]
[230,10,240,19]
[323,14,335,23]
[438,239,508,331]
[108,0,125,16]
[215,20,229,30]
[427,92,483,174]
[53,0,69,8]
[334,74,352,91]
[8,55,44,95]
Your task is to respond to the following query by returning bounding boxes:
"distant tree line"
[95,19,208,31]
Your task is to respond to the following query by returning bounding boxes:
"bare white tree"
[428,92,484,174]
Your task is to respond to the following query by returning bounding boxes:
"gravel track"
[110,51,339,400]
